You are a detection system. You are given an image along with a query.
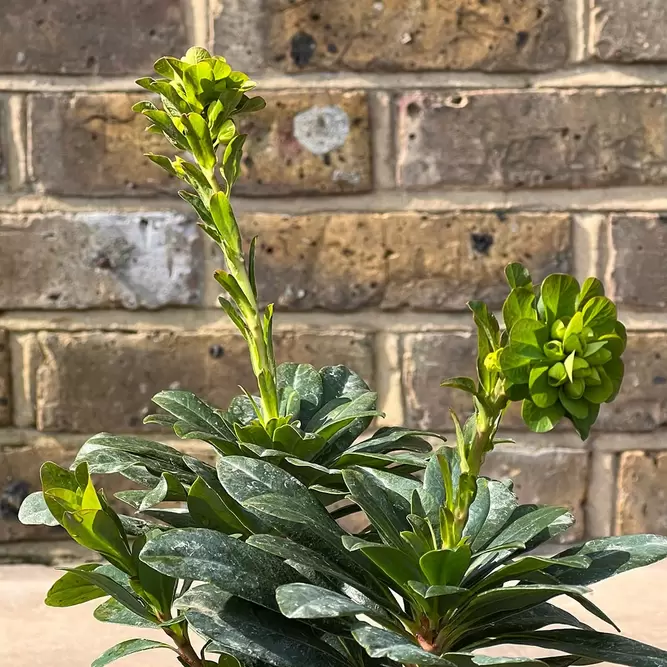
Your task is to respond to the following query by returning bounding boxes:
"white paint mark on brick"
[293,105,350,155]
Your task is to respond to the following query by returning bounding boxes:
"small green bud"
[551,319,567,341]
[548,362,568,387]
[564,378,586,400]
[581,326,595,342]
[585,366,602,386]
[572,357,590,379]
[544,340,565,361]
[586,348,613,366]
[484,349,502,373]
[563,334,583,355]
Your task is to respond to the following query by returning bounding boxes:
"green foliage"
[18,46,665,667]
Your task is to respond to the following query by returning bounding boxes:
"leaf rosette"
[498,266,626,438]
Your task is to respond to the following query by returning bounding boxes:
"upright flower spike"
[499,267,626,438]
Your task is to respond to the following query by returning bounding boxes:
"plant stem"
[204,168,279,423]
[164,622,204,667]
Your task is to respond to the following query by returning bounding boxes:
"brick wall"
[1,0,667,559]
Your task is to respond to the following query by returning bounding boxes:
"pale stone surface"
[396,90,667,189]
[0,0,188,74]
[483,446,589,541]
[4,562,667,666]
[33,330,374,432]
[591,0,667,62]
[228,212,570,311]
[607,214,667,310]
[217,0,568,73]
[616,451,667,534]
[0,212,202,309]
[235,91,372,195]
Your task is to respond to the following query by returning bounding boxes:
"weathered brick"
[402,331,583,433]
[223,212,569,311]
[616,451,667,535]
[482,447,589,541]
[591,0,667,62]
[0,331,9,426]
[382,212,570,310]
[0,98,6,190]
[599,333,667,432]
[236,91,372,195]
[0,212,202,309]
[396,90,667,190]
[0,439,214,543]
[216,0,568,73]
[30,94,177,196]
[34,330,374,433]
[0,0,188,75]
[607,214,667,310]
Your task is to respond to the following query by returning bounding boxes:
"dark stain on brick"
[493,210,508,222]
[653,376,667,385]
[209,344,225,359]
[0,481,30,519]
[290,32,317,67]
[471,232,495,255]
[516,31,530,49]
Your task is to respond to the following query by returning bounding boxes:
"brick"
[616,451,667,535]
[224,212,570,311]
[0,331,9,426]
[34,330,374,433]
[0,0,188,75]
[396,90,667,190]
[0,98,6,190]
[607,214,667,310]
[0,439,214,543]
[382,212,571,310]
[599,333,667,432]
[0,212,202,309]
[402,331,585,434]
[482,447,589,541]
[30,94,178,196]
[236,91,372,195]
[216,0,568,73]
[401,330,524,430]
[591,0,667,62]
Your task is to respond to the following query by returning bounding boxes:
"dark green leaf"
[352,625,452,666]
[92,639,174,667]
[277,363,323,423]
[467,479,518,551]
[140,528,299,610]
[521,400,564,433]
[547,534,667,586]
[485,630,667,667]
[277,583,371,619]
[178,586,348,667]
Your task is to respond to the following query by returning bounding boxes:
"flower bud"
[563,334,583,355]
[548,362,568,387]
[581,326,595,342]
[551,320,567,341]
[585,366,602,386]
[544,340,565,361]
[484,349,502,373]
[564,378,586,400]
[586,348,613,366]
[572,357,590,379]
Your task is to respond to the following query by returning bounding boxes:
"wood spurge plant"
[19,48,667,667]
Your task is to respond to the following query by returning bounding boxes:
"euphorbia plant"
[18,47,667,667]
